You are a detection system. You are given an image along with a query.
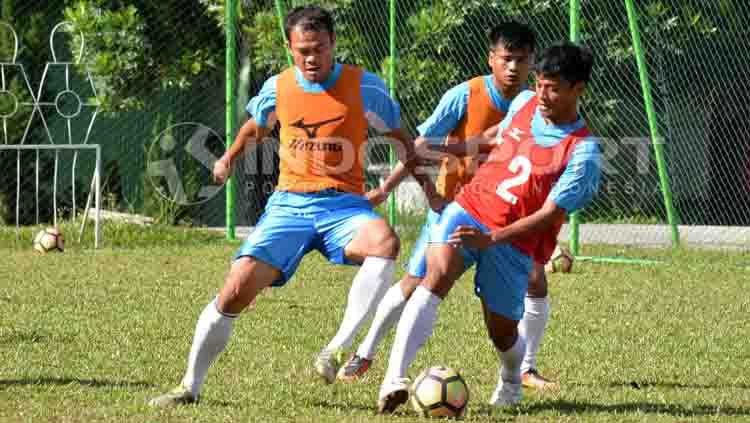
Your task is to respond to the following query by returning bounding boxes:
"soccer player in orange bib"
[377,41,601,413]
[148,5,440,407]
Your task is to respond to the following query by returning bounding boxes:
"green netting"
[576,0,750,254]
[235,0,396,225]
[0,1,230,228]
[254,0,749,253]
[256,0,573,223]
[3,1,748,254]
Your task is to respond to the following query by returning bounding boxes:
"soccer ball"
[411,366,469,418]
[33,228,65,253]
[545,245,573,273]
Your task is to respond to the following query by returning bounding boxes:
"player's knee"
[384,232,401,257]
[486,320,519,351]
[527,262,548,297]
[218,257,269,313]
[371,226,400,258]
[421,268,455,299]
[489,332,520,352]
[400,274,422,299]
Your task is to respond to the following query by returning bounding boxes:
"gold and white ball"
[33,228,65,253]
[545,245,573,273]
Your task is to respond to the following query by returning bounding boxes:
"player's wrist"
[488,230,504,245]
[218,153,232,168]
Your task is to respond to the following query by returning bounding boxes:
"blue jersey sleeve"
[361,71,400,132]
[549,138,602,212]
[246,75,278,128]
[417,82,469,143]
[496,89,536,136]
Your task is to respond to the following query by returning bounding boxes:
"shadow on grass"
[469,400,750,418]
[0,378,155,390]
[0,330,49,344]
[312,399,516,421]
[608,380,750,390]
[0,378,241,407]
[312,399,378,413]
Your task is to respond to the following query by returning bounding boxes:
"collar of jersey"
[483,75,522,114]
[294,63,343,93]
[530,109,587,147]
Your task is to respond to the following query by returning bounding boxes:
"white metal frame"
[0,144,102,248]
[0,22,37,145]
[32,22,101,221]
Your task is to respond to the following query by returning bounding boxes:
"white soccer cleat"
[314,347,344,384]
[377,377,410,414]
[148,385,199,408]
[489,381,522,407]
[522,369,559,391]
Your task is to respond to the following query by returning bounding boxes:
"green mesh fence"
[255,0,750,254]
[256,1,573,223]
[232,0,397,225]
[0,1,231,230]
[657,1,750,228]
[575,0,750,254]
[3,1,748,253]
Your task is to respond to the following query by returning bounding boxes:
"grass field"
[1,222,749,422]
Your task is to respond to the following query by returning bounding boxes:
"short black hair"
[535,41,594,84]
[488,22,536,52]
[284,6,335,41]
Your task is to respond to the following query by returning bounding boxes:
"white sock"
[519,296,550,373]
[326,257,395,351]
[498,335,526,386]
[181,298,237,395]
[356,283,407,359]
[383,285,441,382]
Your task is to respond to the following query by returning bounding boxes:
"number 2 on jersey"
[496,156,531,205]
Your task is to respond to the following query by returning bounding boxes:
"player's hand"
[213,156,231,184]
[366,186,389,207]
[448,225,493,250]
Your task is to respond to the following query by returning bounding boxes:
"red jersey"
[456,94,591,263]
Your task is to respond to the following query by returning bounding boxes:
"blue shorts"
[429,202,533,321]
[405,209,441,278]
[234,191,381,286]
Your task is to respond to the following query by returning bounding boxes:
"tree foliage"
[2,0,747,225]
[63,0,224,112]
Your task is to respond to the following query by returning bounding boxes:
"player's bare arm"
[428,124,499,158]
[448,199,566,250]
[213,117,274,184]
[376,136,434,195]
[369,128,447,211]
